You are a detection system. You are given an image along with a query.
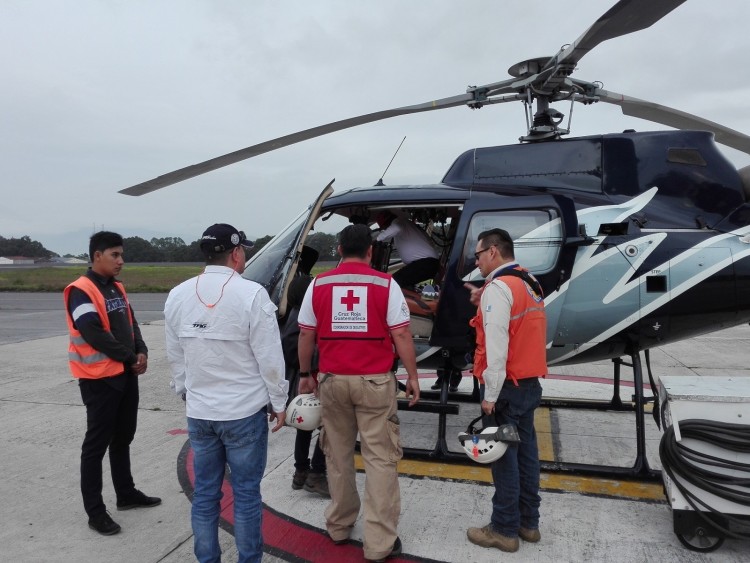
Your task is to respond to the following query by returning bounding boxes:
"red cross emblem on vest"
[340,289,360,311]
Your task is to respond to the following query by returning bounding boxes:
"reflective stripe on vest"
[63,276,132,379]
[472,267,547,385]
[312,263,395,375]
[315,273,390,287]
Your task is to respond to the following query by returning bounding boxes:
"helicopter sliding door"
[433,193,579,356]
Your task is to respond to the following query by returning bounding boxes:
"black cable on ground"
[660,419,750,540]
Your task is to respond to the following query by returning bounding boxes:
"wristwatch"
[299,371,311,377]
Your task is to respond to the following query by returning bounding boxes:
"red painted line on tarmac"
[547,373,652,389]
[185,448,239,528]
[175,370,651,560]
[178,441,436,563]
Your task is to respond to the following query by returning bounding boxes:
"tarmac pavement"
[1,306,749,562]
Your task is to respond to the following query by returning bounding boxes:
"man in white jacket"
[164,223,288,563]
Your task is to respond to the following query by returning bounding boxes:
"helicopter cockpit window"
[242,208,308,300]
[460,209,562,281]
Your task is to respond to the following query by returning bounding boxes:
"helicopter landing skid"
[537,351,660,481]
[391,352,661,482]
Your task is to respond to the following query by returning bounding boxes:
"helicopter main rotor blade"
[595,89,750,156]
[120,93,473,196]
[552,0,687,70]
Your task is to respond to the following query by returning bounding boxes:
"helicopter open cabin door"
[242,181,333,318]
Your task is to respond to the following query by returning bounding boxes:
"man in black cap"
[165,223,289,563]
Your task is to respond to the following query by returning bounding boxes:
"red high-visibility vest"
[309,262,395,375]
[64,276,133,379]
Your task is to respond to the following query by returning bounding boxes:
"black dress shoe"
[430,382,442,390]
[88,512,121,536]
[366,537,402,562]
[116,489,162,510]
[325,531,350,545]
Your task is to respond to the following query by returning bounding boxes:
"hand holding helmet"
[285,393,322,431]
[457,415,520,464]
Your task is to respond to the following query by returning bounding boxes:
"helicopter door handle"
[555,269,567,292]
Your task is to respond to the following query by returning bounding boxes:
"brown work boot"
[303,472,330,497]
[519,527,541,543]
[292,469,308,490]
[467,525,519,552]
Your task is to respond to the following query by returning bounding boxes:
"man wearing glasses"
[464,228,547,553]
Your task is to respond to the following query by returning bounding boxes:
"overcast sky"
[3,0,750,256]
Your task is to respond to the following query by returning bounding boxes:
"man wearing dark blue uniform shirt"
[64,231,160,536]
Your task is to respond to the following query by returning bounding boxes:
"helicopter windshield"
[242,208,308,300]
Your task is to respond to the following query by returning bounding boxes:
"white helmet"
[285,394,322,431]
[457,415,520,464]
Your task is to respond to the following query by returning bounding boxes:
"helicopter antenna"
[375,136,406,186]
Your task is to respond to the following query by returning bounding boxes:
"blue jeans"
[188,410,268,563]
[481,379,542,537]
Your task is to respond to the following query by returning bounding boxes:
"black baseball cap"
[200,223,254,253]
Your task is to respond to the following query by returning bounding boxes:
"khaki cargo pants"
[318,372,403,561]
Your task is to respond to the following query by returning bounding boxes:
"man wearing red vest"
[64,231,159,536]
[464,228,547,553]
[297,224,420,563]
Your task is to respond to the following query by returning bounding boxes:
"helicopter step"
[391,350,663,480]
[396,400,459,415]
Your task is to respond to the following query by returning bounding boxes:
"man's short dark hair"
[203,247,234,265]
[89,231,124,261]
[477,228,514,259]
[338,224,372,259]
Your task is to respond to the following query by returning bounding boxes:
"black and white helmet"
[285,393,322,431]
[457,415,520,463]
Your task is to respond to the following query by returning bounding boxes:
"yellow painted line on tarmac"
[355,454,493,484]
[539,472,665,501]
[352,403,664,502]
[535,407,554,463]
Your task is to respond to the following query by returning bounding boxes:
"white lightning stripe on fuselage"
[664,226,750,270]
[602,233,666,304]
[551,241,750,364]
[576,187,658,231]
[544,188,659,308]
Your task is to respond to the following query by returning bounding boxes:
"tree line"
[2,232,340,263]
[0,236,55,259]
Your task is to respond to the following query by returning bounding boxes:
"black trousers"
[294,429,326,473]
[78,374,139,517]
[393,257,440,288]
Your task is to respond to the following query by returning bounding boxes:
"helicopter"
[120,0,750,477]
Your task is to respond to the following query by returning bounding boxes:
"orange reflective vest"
[471,267,547,385]
[64,276,133,379]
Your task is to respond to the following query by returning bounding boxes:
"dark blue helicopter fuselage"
[317,130,750,366]
[438,130,750,363]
